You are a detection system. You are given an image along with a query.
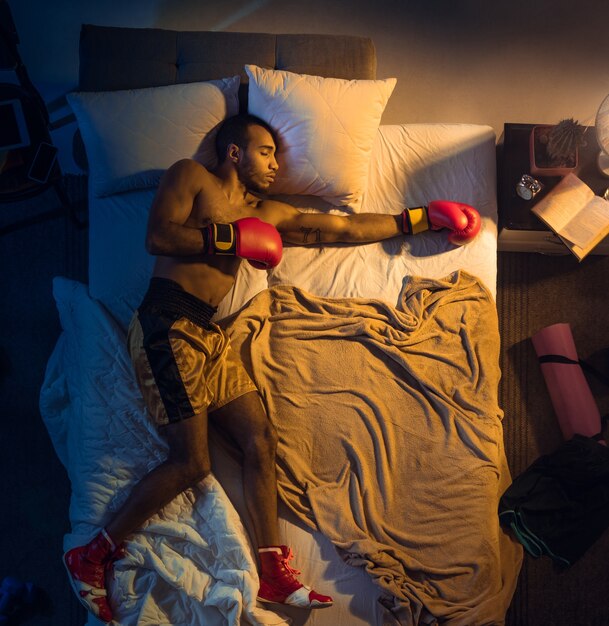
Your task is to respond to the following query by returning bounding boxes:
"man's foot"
[63,530,118,623]
[257,546,333,609]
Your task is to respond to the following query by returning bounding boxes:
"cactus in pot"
[530,118,586,177]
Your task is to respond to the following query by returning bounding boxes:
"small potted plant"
[529,118,586,177]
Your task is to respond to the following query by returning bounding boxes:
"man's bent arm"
[145,160,207,256]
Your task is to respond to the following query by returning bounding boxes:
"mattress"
[40,120,514,626]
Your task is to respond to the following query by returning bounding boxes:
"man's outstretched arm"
[266,199,480,246]
[275,208,402,245]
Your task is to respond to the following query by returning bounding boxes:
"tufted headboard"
[72,25,377,169]
[77,25,377,107]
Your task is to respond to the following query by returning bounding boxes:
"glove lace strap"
[402,207,429,235]
[201,223,237,255]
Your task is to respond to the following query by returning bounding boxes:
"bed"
[40,25,522,626]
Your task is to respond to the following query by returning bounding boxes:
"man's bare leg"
[106,410,211,542]
[210,391,333,608]
[211,391,280,547]
[64,410,211,622]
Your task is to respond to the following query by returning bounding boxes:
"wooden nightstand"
[497,122,609,254]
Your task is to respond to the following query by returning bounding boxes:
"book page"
[560,196,609,247]
[531,173,593,233]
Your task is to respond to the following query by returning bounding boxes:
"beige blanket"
[224,271,522,625]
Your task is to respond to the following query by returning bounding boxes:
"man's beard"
[246,179,266,194]
[238,166,267,194]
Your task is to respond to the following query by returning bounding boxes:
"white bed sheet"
[42,122,499,625]
[87,123,497,332]
[267,123,497,305]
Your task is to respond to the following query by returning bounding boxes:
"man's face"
[235,125,279,193]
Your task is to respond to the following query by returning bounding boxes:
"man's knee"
[166,440,211,489]
[246,420,278,464]
[163,411,211,489]
[212,392,278,463]
[171,456,211,490]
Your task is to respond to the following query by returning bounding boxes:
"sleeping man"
[63,113,480,622]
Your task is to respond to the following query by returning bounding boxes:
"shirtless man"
[63,114,480,622]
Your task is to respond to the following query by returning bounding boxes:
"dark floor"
[2,181,609,625]
[1,180,88,625]
[497,251,609,626]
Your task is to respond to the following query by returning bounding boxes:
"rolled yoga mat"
[531,322,605,443]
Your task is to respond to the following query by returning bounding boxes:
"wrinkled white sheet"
[40,277,288,626]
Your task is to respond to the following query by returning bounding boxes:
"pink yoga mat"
[531,323,605,443]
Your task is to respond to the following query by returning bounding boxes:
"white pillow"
[67,77,240,197]
[245,65,396,207]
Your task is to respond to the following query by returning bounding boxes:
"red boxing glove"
[202,217,283,269]
[402,200,481,245]
[443,203,481,245]
[235,217,283,268]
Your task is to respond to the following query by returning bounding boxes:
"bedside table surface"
[499,123,608,231]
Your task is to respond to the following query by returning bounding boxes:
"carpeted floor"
[2,179,609,624]
[498,251,609,626]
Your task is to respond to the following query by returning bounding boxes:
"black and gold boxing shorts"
[127,278,257,427]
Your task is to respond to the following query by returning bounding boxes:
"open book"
[531,173,609,260]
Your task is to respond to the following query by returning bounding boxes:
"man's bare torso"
[152,161,279,307]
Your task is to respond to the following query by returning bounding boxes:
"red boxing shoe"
[63,529,119,623]
[257,546,333,609]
